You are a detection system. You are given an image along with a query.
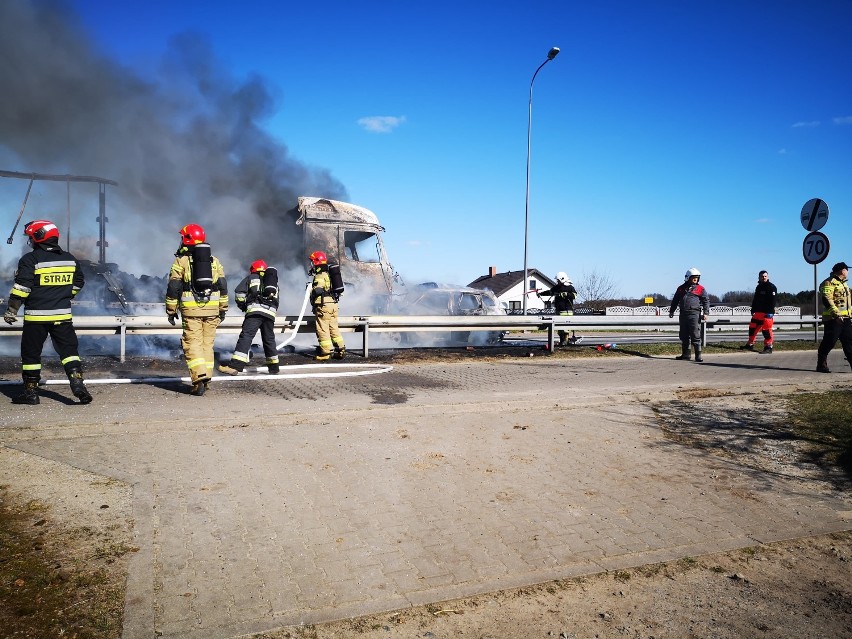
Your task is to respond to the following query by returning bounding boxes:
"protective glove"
[668,312,674,319]
[219,311,227,321]
[167,313,177,326]
[4,309,17,324]
[766,313,774,319]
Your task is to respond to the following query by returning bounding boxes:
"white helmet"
[556,272,571,284]
[684,267,701,281]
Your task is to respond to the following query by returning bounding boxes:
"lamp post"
[523,46,560,315]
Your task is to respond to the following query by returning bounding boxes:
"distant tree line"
[571,269,817,310]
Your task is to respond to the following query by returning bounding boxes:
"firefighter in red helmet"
[219,259,280,375]
[309,250,345,360]
[165,223,228,395]
[3,220,92,405]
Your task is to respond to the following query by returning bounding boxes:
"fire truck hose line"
[0,363,393,386]
[277,281,312,350]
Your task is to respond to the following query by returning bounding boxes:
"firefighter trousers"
[314,302,344,355]
[20,320,83,380]
[230,315,279,369]
[678,311,702,347]
[181,315,221,382]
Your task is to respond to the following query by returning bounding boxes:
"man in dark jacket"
[740,270,777,353]
[669,267,709,362]
[538,272,578,346]
[3,220,92,405]
[218,260,280,375]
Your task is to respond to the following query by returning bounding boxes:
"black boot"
[676,344,691,360]
[694,345,703,362]
[12,379,40,405]
[68,370,93,404]
[816,359,831,373]
[333,347,346,360]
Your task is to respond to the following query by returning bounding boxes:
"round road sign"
[803,231,830,265]
[801,198,829,232]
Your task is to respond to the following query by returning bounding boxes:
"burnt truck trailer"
[285,197,403,312]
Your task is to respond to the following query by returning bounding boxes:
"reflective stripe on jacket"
[819,275,851,319]
[7,244,84,323]
[235,269,279,319]
[165,253,228,318]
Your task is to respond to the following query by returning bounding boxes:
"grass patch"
[0,487,128,639]
[787,390,852,478]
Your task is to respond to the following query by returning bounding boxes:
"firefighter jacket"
[539,282,577,313]
[6,241,84,323]
[819,275,851,319]
[751,281,777,315]
[165,250,228,318]
[234,268,279,320]
[669,282,709,316]
[311,269,337,309]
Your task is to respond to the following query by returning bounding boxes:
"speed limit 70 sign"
[803,231,830,265]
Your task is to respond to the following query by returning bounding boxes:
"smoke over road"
[0,1,347,285]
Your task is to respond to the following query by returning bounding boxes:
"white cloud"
[357,115,407,133]
[406,239,425,247]
[833,115,852,125]
[792,120,820,128]
[777,148,787,155]
[753,217,771,224]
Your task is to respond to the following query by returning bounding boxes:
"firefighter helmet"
[24,220,60,244]
[309,251,328,266]
[250,259,268,273]
[179,223,206,246]
[555,272,571,285]
[684,267,701,281]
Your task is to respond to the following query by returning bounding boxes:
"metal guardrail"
[0,313,820,361]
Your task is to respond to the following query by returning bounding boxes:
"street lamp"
[523,46,560,315]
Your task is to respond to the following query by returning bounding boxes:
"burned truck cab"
[289,197,402,312]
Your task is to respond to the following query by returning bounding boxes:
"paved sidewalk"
[1,350,850,639]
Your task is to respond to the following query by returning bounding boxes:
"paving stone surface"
[1,349,850,639]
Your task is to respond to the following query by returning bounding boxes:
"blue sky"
[5,1,852,299]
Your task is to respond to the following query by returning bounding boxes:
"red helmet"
[179,223,206,246]
[309,251,327,266]
[24,220,60,244]
[250,259,268,273]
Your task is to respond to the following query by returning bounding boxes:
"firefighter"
[165,223,228,395]
[669,267,709,362]
[309,251,345,361]
[816,261,852,374]
[740,270,777,353]
[218,260,280,375]
[538,272,578,346]
[3,220,92,405]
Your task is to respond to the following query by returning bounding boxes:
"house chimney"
[489,266,497,277]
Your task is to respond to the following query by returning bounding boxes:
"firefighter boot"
[676,343,691,360]
[333,347,346,360]
[816,359,831,373]
[693,345,703,362]
[190,377,208,396]
[267,364,280,374]
[12,379,40,405]
[68,370,93,404]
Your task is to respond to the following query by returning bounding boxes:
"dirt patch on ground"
[0,448,136,639]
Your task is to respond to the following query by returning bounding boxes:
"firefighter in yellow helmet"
[165,224,228,395]
[309,251,345,361]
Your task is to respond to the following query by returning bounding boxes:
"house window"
[528,279,537,291]
[510,301,521,312]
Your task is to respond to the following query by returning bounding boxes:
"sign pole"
[814,264,818,343]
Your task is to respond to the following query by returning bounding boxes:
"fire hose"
[276,280,312,351]
[0,363,393,387]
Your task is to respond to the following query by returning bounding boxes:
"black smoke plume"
[0,1,347,293]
